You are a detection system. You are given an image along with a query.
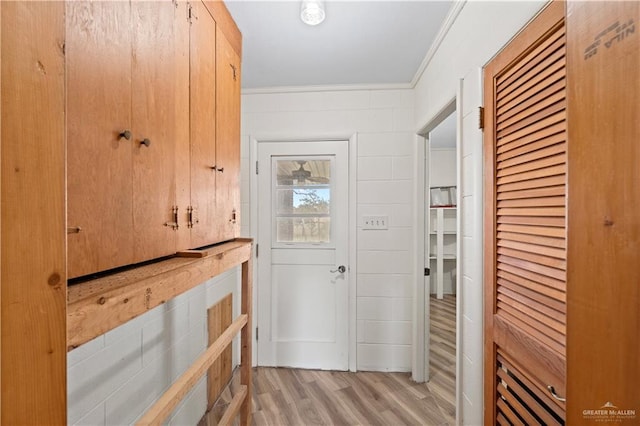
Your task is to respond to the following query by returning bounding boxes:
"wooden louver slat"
[496,270,565,307]
[496,23,565,92]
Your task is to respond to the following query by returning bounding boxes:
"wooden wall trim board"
[137,313,248,425]
[1,2,67,423]
[207,293,234,410]
[68,239,252,350]
[566,1,640,423]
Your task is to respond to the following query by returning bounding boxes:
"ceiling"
[225,0,454,89]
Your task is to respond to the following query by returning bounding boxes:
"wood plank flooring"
[200,295,456,426]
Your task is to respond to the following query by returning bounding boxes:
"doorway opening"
[426,111,458,423]
[414,98,459,424]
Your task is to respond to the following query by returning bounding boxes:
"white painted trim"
[412,133,427,383]
[455,79,463,426]
[242,83,412,95]
[249,136,259,367]
[249,133,358,371]
[410,0,467,88]
[348,133,358,372]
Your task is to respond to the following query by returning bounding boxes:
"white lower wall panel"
[68,268,240,425]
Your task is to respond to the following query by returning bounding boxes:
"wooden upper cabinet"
[66,1,134,278]
[189,1,219,248]
[215,25,242,241]
[131,1,187,263]
[67,0,241,278]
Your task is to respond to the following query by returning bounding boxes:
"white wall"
[242,89,415,371]
[429,148,457,295]
[67,269,241,425]
[415,1,548,126]
[430,148,456,188]
[413,1,547,424]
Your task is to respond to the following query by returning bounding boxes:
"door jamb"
[250,133,358,371]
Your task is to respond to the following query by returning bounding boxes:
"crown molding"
[410,0,467,88]
[241,82,413,95]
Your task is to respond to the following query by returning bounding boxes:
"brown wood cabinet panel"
[215,26,242,241]
[66,1,134,278]
[131,1,182,262]
[189,1,219,248]
[1,2,66,422]
[566,1,640,422]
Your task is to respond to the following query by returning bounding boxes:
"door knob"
[330,265,346,274]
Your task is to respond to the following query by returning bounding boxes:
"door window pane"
[274,158,332,244]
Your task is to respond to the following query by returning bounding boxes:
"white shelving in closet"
[429,206,457,299]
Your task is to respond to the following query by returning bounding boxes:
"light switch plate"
[362,215,389,230]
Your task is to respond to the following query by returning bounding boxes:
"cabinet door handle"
[140,138,151,147]
[547,385,566,402]
[164,206,179,230]
[217,167,224,173]
[119,130,132,140]
[210,165,217,171]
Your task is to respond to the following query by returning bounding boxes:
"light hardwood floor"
[201,295,456,425]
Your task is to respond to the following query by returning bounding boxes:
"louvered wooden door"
[484,2,567,424]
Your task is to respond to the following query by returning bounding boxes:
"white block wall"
[68,269,241,425]
[242,89,415,371]
[413,1,547,424]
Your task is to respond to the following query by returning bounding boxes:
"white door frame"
[250,133,358,371]
[413,97,461,420]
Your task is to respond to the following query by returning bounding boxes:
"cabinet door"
[215,26,242,240]
[484,2,566,423]
[131,0,183,262]
[66,1,133,278]
[174,0,192,252]
[189,1,218,248]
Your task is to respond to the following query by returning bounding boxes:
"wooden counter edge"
[67,239,253,351]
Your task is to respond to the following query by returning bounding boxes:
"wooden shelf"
[67,238,252,351]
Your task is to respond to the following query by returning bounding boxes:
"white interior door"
[257,140,349,370]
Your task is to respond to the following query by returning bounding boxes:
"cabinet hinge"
[424,267,430,277]
[187,4,192,23]
[478,106,485,130]
[255,161,259,175]
[255,327,259,341]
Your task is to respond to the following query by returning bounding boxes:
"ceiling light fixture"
[301,0,325,26]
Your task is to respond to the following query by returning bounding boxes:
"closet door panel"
[484,1,566,423]
[215,26,241,240]
[131,0,179,262]
[66,1,133,278]
[189,1,218,247]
